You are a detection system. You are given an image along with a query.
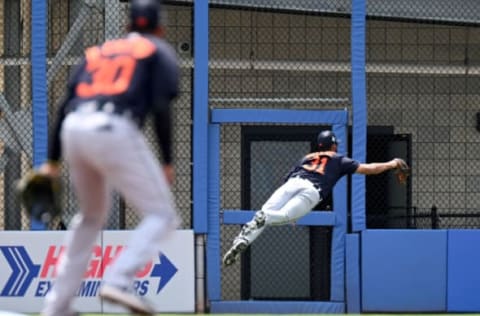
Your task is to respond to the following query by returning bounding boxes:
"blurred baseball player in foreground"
[223,130,410,266]
[39,0,179,315]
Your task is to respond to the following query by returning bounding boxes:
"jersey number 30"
[77,54,135,98]
[77,37,156,98]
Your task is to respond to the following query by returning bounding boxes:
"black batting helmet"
[317,130,338,150]
[130,0,163,32]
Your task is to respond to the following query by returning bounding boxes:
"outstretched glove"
[16,171,62,223]
[393,158,410,185]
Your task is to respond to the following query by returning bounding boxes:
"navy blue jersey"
[286,151,360,199]
[67,33,178,125]
[48,32,179,164]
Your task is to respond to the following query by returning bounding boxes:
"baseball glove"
[16,171,62,223]
[393,158,410,185]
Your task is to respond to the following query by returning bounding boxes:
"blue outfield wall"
[210,301,344,314]
[360,229,480,313]
[361,230,447,312]
[447,230,480,312]
[346,234,361,313]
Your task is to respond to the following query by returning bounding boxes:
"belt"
[292,175,321,191]
[67,101,139,125]
[291,175,323,199]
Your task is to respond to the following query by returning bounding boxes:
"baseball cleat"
[254,210,266,227]
[223,238,248,266]
[239,211,266,237]
[99,284,155,315]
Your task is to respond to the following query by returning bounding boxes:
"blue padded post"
[193,0,209,233]
[330,124,348,301]
[212,109,348,125]
[351,0,367,232]
[206,124,221,300]
[31,0,48,231]
[346,234,361,313]
[32,0,48,168]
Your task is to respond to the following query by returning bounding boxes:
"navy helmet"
[130,0,163,32]
[317,130,338,150]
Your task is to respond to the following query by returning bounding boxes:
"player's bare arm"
[355,159,399,175]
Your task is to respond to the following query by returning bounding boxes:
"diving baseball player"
[223,130,409,266]
[39,0,180,315]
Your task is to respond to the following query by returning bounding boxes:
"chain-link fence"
[49,1,193,230]
[368,206,480,229]
[1,0,480,302]
[208,0,480,301]
[0,1,34,230]
[0,0,193,230]
[209,2,352,301]
[365,1,480,228]
[206,0,480,235]
[218,124,335,301]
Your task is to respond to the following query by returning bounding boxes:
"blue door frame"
[206,108,349,314]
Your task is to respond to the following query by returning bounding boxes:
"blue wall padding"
[222,210,335,226]
[210,301,345,314]
[206,124,221,300]
[211,109,348,124]
[346,234,361,313]
[447,230,480,312]
[350,0,367,232]
[362,229,447,312]
[32,0,48,167]
[31,0,48,231]
[330,124,348,301]
[192,0,209,233]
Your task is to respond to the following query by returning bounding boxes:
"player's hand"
[38,161,61,178]
[163,164,175,186]
[392,158,410,185]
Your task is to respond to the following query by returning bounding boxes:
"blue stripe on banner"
[206,124,221,301]
[193,0,209,233]
[31,0,48,231]
[211,109,348,124]
[351,0,367,232]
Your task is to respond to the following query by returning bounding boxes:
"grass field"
[57,314,480,316]
[26,310,477,315]
[8,311,480,316]
[41,314,480,316]
[5,309,480,316]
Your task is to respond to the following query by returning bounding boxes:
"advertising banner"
[0,230,195,313]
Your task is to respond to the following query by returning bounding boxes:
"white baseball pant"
[42,111,179,316]
[236,177,321,245]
